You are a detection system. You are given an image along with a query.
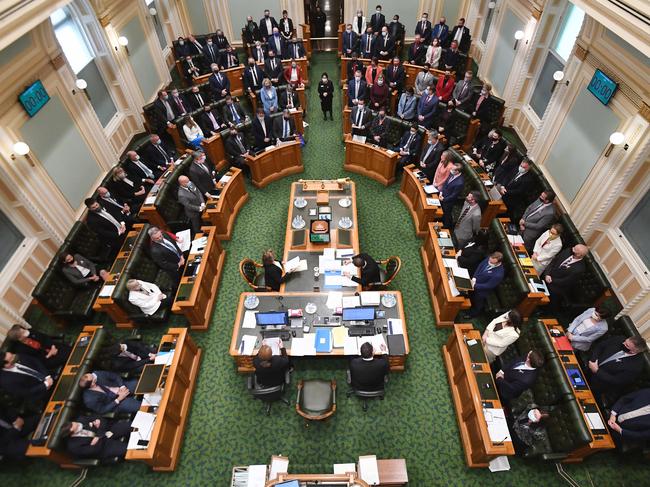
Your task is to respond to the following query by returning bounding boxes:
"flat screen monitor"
[566,366,588,390]
[255,311,288,327]
[342,307,375,321]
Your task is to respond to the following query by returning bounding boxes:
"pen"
[239,341,244,354]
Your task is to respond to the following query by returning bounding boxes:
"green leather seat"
[447,147,490,224]
[150,154,194,232]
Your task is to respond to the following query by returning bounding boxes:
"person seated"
[467,252,505,317]
[541,244,588,310]
[0,351,53,400]
[182,116,204,149]
[262,249,294,291]
[222,95,248,126]
[350,98,371,136]
[531,223,563,275]
[185,35,205,55]
[441,40,461,71]
[510,403,550,455]
[84,198,127,255]
[251,107,275,149]
[60,253,108,288]
[439,161,464,228]
[224,126,250,171]
[414,63,435,96]
[349,342,389,391]
[587,335,647,397]
[148,226,185,283]
[5,324,69,374]
[418,130,446,181]
[519,190,556,252]
[472,129,505,172]
[417,85,439,128]
[456,228,489,277]
[186,84,211,111]
[566,306,610,352]
[174,36,192,58]
[61,416,132,461]
[283,59,304,88]
[189,151,218,198]
[435,71,455,103]
[97,339,156,374]
[107,167,146,207]
[243,57,265,95]
[495,350,544,405]
[408,34,427,65]
[384,57,405,93]
[394,123,422,169]
[0,404,39,461]
[273,109,297,140]
[425,37,442,68]
[396,86,417,121]
[608,388,650,448]
[126,279,170,317]
[208,64,231,101]
[369,107,390,147]
[498,158,536,220]
[343,253,381,287]
[279,84,300,110]
[482,310,523,363]
[369,75,389,111]
[453,190,482,249]
[253,340,290,387]
[197,104,226,137]
[141,134,176,173]
[259,78,279,115]
[79,371,141,414]
[177,175,205,234]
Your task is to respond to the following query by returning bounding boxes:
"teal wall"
[441,0,462,27]
[184,0,210,36]
[545,87,620,202]
[21,95,101,209]
[228,0,281,41]
[78,59,118,127]
[488,8,524,95]
[122,17,161,100]
[0,34,31,67]
[365,1,420,35]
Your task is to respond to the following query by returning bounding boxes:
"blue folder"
[315,328,332,353]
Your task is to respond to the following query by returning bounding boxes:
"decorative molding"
[532,7,543,21]
[50,53,66,70]
[98,14,111,27]
[574,43,588,61]
[640,103,650,123]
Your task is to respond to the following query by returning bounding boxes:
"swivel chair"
[247,370,291,415]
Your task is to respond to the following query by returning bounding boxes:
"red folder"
[555,335,573,351]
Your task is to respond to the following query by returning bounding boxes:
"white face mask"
[518,166,526,174]
[527,410,539,422]
[134,155,140,161]
[377,80,384,86]
[179,40,184,45]
[592,311,600,320]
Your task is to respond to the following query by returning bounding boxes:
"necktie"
[136,160,154,178]
[405,134,414,149]
[476,96,485,110]
[208,45,215,61]
[456,204,470,226]
[421,21,425,32]
[236,136,245,153]
[15,362,45,381]
[527,202,547,219]
[99,209,121,230]
[560,256,574,268]
[208,112,218,130]
[356,108,363,126]
[423,145,434,162]
[355,81,359,99]
[367,36,371,52]
[287,94,293,108]
[460,82,468,98]
[161,238,181,257]
[198,162,210,174]
[156,145,168,160]
[276,38,280,52]
[283,119,289,138]
[231,105,240,123]
[175,97,186,113]
[163,101,174,120]
[258,48,264,61]
[271,59,276,70]
[260,119,266,136]
[251,68,257,86]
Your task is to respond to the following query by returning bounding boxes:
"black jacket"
[542,248,586,294]
[589,335,645,394]
[253,354,289,387]
[263,262,286,291]
[0,354,50,399]
[150,232,183,273]
[349,356,389,391]
[189,161,217,196]
[251,115,275,148]
[86,210,123,245]
[350,253,381,286]
[496,356,539,401]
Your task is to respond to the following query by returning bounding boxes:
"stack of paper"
[99,285,115,298]
[175,229,191,251]
[243,311,257,328]
[342,295,361,308]
[344,336,361,355]
[127,411,156,450]
[483,408,511,443]
[332,326,348,348]
[239,335,257,355]
[324,275,357,287]
[371,334,388,354]
[246,465,267,487]
[506,234,524,245]
[319,256,342,272]
[262,337,282,355]
[387,318,404,335]
[190,236,208,254]
[285,256,308,272]
[289,337,306,356]
[358,455,379,485]
[336,249,355,259]
[219,175,232,184]
[326,291,343,309]
[426,197,441,206]
[154,350,175,365]
[360,291,381,305]
[144,195,157,205]
[423,184,438,194]
[488,456,510,472]
[142,390,162,407]
[269,456,289,480]
[333,463,356,474]
[302,333,317,355]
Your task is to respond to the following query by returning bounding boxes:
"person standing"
[318,72,334,120]
[482,310,523,363]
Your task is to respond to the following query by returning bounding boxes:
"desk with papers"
[398,165,443,238]
[245,140,304,188]
[126,327,201,471]
[344,135,399,186]
[442,323,515,468]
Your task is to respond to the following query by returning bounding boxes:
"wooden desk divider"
[398,165,443,238]
[299,24,312,58]
[443,323,515,467]
[344,134,398,186]
[138,164,182,230]
[421,222,471,326]
[202,132,228,171]
[203,167,248,240]
[245,140,303,188]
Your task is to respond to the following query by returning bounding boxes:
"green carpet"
[6,52,648,486]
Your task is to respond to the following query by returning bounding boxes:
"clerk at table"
[344,253,381,287]
[253,340,290,387]
[262,249,293,291]
[350,342,389,391]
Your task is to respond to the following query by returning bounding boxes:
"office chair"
[247,370,291,415]
[346,369,389,412]
[239,258,272,291]
[295,379,336,426]
[367,256,401,290]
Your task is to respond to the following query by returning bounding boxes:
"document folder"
[315,328,332,353]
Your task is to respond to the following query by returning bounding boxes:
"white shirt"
[183,124,204,140]
[128,280,163,316]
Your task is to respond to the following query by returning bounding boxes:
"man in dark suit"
[174,37,192,58]
[408,34,427,65]
[188,152,217,198]
[243,16,262,45]
[415,13,432,43]
[0,351,53,400]
[124,150,156,187]
[419,131,446,181]
[369,107,390,147]
[350,99,372,136]
[252,40,267,63]
[243,58,266,95]
[219,46,240,70]
[177,175,205,234]
[202,38,221,66]
[84,198,126,254]
[347,70,368,107]
[499,159,536,220]
[148,226,185,282]
[342,24,359,57]
[448,18,471,52]
[608,388,650,447]
[197,104,226,136]
[186,35,204,55]
[107,167,147,206]
[141,134,175,173]
[96,186,133,227]
[441,40,461,71]
[212,29,229,49]
[149,90,177,137]
[347,54,365,82]
[468,252,505,316]
[472,129,506,171]
[370,5,385,33]
[251,107,275,149]
[589,335,647,397]
[264,50,283,85]
[492,143,522,186]
[374,26,394,60]
[6,325,71,372]
[388,15,405,54]
[286,37,305,60]
[224,127,250,171]
[79,371,141,414]
[452,70,474,110]
[186,85,210,111]
[279,10,294,40]
[98,340,156,374]
[519,190,557,251]
[253,340,290,387]
[222,95,247,125]
[344,253,381,287]
[62,416,131,461]
[60,253,108,288]
[542,244,588,309]
[169,88,190,117]
[181,55,203,81]
[495,350,544,404]
[259,10,279,41]
[394,124,422,168]
[266,28,286,59]
[350,342,389,391]
[440,162,464,227]
[417,85,439,128]
[431,17,450,46]
[385,57,406,93]
[360,27,376,59]
[273,109,297,140]
[0,404,38,460]
[208,64,230,101]
[279,84,300,110]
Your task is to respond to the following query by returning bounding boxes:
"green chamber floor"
[5,52,649,486]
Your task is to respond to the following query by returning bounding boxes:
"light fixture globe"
[149,7,157,15]
[75,78,88,90]
[514,30,525,40]
[13,141,30,156]
[118,36,129,46]
[609,132,624,145]
[552,70,565,81]
[488,1,496,9]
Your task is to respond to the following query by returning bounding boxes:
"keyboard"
[348,326,377,337]
[260,330,292,341]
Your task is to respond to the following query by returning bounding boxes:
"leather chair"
[296,379,336,423]
[447,147,491,223]
[247,370,291,415]
[368,257,401,290]
[149,154,194,232]
[346,369,388,412]
[239,259,271,291]
[65,221,113,265]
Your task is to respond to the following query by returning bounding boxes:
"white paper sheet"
[269,456,289,480]
[127,411,156,450]
[142,390,162,407]
[284,256,301,272]
[289,337,306,356]
[239,335,257,355]
[426,197,441,206]
[344,336,360,356]
[443,258,460,269]
[99,285,115,297]
[360,291,380,306]
[342,296,361,308]
[262,337,282,356]
[451,266,470,279]
[175,229,191,252]
[243,311,258,328]
[333,463,357,474]
[358,455,379,485]
[371,334,388,354]
[506,234,524,245]
[585,412,605,430]
[323,248,336,260]
[336,249,355,258]
[423,184,439,194]
[326,291,343,309]
[387,318,404,335]
[488,456,511,472]
[154,350,174,365]
[246,465,267,487]
[385,149,395,155]
[219,175,232,184]
[144,195,156,205]
[483,408,511,443]
[319,257,342,272]
[190,236,208,254]
[302,333,317,355]
[325,275,357,287]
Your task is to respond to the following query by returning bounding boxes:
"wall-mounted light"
[149,7,157,16]
[11,141,35,167]
[551,70,569,93]
[488,1,496,9]
[117,35,129,55]
[73,78,91,101]
[514,30,524,50]
[604,131,625,157]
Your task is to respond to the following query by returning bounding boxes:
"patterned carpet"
[6,52,648,486]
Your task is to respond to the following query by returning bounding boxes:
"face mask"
[382,32,387,36]
[179,40,184,45]
[163,95,169,100]
[377,80,384,86]
[274,32,279,36]
[411,131,417,137]
[265,14,270,18]
[591,312,600,320]
[518,166,526,174]
[527,410,539,422]
[154,140,161,145]
[422,17,427,22]
[192,90,199,94]
[187,182,195,190]
[172,92,179,97]
[346,28,352,32]
[292,65,297,69]
[379,113,385,118]
[249,62,255,67]
[355,76,361,81]
[376,9,381,13]
[393,19,398,22]
[207,41,212,45]
[481,90,488,96]
[358,13,362,17]
[450,169,458,176]
[134,155,140,161]
[118,173,126,180]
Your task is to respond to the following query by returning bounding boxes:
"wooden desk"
[398,165,443,238]
[299,24,312,58]
[270,474,369,486]
[499,218,550,317]
[193,65,245,96]
[229,291,409,373]
[442,324,515,467]
[203,167,249,240]
[27,325,103,465]
[344,135,398,186]
[126,328,201,471]
[202,132,228,172]
[421,223,471,326]
[171,226,224,330]
[542,319,615,461]
[245,140,303,188]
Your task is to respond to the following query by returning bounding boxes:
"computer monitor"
[342,307,375,321]
[255,311,289,327]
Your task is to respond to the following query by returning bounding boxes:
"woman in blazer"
[351,10,366,36]
[566,306,610,352]
[182,117,204,148]
[260,79,278,115]
[364,58,383,86]
[262,249,294,291]
[531,223,563,274]
[482,309,523,363]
